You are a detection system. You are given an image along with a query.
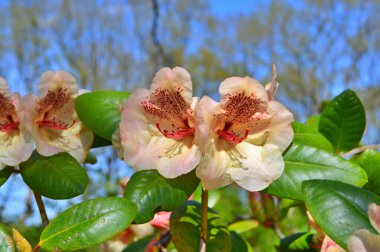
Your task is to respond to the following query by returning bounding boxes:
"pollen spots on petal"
[223,91,266,125]
[36,88,75,130]
[0,93,19,132]
[37,88,70,113]
[141,87,195,139]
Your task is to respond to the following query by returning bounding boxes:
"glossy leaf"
[170,201,231,252]
[319,89,366,153]
[0,167,13,187]
[228,220,259,234]
[278,232,318,252]
[0,223,14,252]
[231,231,253,252]
[38,197,137,251]
[303,180,380,249]
[305,115,320,130]
[356,150,380,194]
[75,91,130,140]
[20,152,89,199]
[266,144,367,200]
[124,170,199,223]
[292,121,333,151]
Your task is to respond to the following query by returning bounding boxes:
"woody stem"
[33,191,49,228]
[201,188,208,244]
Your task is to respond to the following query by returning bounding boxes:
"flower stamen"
[37,118,75,130]
[156,123,194,140]
[217,128,249,144]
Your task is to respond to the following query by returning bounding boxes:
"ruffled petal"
[194,96,220,143]
[247,101,294,151]
[348,229,380,252]
[0,94,34,168]
[226,143,284,191]
[196,138,233,190]
[37,71,77,97]
[150,67,193,105]
[369,203,380,233]
[219,76,268,109]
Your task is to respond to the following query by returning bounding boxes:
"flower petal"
[196,138,233,190]
[348,229,380,252]
[150,67,193,106]
[246,101,294,151]
[0,93,34,168]
[226,143,284,191]
[369,203,380,233]
[194,96,220,143]
[37,71,77,97]
[0,77,10,96]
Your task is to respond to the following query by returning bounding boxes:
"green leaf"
[292,121,333,151]
[91,134,112,148]
[230,231,253,252]
[305,115,320,130]
[278,232,318,252]
[0,223,14,252]
[228,220,259,235]
[0,167,13,187]
[38,197,137,251]
[356,150,380,194]
[75,91,130,140]
[170,201,231,252]
[318,89,366,153]
[20,152,89,199]
[122,234,155,252]
[124,170,199,224]
[303,180,380,249]
[266,144,367,200]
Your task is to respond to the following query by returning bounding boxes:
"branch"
[150,0,173,67]
[341,144,380,157]
[33,192,49,228]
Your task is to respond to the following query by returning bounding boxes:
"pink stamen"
[156,123,194,140]
[217,129,249,144]
[0,121,19,132]
[37,119,75,130]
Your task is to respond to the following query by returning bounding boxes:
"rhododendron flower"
[195,69,293,191]
[0,78,33,168]
[24,71,93,162]
[113,67,201,178]
[321,235,345,252]
[348,203,380,252]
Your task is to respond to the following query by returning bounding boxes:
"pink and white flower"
[195,69,293,191]
[348,203,380,252]
[23,71,93,162]
[0,78,33,168]
[113,67,201,178]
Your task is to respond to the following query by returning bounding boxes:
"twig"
[33,192,49,228]
[341,144,380,157]
[200,188,208,245]
[150,0,173,67]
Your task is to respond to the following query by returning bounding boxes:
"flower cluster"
[113,66,294,191]
[0,71,93,169]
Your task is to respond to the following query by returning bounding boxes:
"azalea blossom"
[348,203,380,252]
[23,71,93,162]
[0,78,33,169]
[195,67,294,191]
[113,67,201,178]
